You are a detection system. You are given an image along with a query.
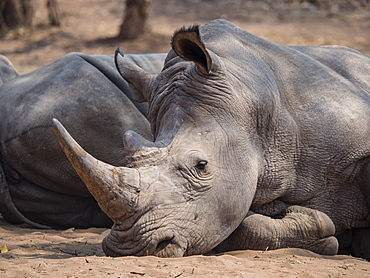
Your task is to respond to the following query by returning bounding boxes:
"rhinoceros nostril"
[154,239,173,254]
[152,236,185,257]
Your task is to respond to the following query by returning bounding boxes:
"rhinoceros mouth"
[102,225,187,257]
[153,236,185,257]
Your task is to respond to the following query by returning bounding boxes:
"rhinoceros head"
[53,20,270,257]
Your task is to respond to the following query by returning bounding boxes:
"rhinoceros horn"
[115,48,156,103]
[52,118,140,223]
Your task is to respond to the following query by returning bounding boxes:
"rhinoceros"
[52,19,370,260]
[0,52,166,229]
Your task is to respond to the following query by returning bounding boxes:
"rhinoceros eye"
[195,160,208,170]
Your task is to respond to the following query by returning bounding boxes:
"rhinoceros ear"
[171,25,213,75]
[115,48,155,103]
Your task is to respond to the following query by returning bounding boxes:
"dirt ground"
[1,216,370,278]
[1,0,370,277]
[0,0,369,74]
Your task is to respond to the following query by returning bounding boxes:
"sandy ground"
[1,216,369,278]
[1,0,370,277]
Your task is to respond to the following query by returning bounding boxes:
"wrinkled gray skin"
[0,52,166,229]
[54,19,370,260]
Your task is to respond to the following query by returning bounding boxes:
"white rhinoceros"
[34,19,370,260]
[0,52,166,229]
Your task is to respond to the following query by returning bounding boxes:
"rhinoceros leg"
[351,228,370,260]
[216,206,338,255]
[337,227,370,260]
[4,178,113,229]
[0,161,51,229]
[1,153,112,229]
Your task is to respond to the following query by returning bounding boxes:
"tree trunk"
[0,0,35,32]
[0,1,8,32]
[47,0,62,26]
[22,0,35,26]
[0,0,62,35]
[2,0,24,29]
[118,0,152,40]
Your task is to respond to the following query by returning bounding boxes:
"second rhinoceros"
[0,52,165,229]
[53,19,370,259]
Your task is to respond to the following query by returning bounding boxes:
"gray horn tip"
[51,118,84,159]
[52,118,68,142]
[115,47,124,57]
[52,118,61,128]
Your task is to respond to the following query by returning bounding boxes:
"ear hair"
[171,25,213,75]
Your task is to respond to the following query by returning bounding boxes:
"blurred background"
[0,0,369,74]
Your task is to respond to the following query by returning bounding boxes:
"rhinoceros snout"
[102,228,186,257]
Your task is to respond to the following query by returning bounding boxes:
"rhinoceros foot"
[216,205,339,256]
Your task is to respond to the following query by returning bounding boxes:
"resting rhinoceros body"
[0,52,166,229]
[53,19,370,260]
